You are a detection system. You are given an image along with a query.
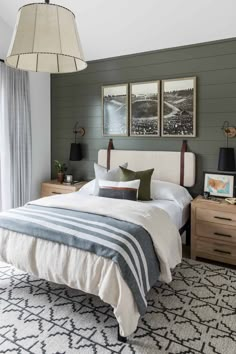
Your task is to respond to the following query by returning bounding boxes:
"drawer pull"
[214,216,232,221]
[214,232,232,238]
[52,192,62,194]
[213,249,231,255]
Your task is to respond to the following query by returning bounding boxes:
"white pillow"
[99,179,140,189]
[151,180,192,209]
[93,162,128,196]
[78,180,95,195]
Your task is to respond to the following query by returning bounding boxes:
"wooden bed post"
[107,138,114,171]
[180,140,191,245]
[180,140,187,186]
[185,218,191,246]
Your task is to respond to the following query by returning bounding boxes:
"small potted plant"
[54,160,68,183]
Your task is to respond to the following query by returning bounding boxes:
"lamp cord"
[222,121,229,148]
[73,122,79,144]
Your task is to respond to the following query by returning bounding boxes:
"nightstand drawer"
[196,208,236,227]
[196,239,236,258]
[41,181,88,198]
[41,186,72,197]
[195,240,236,265]
[196,222,236,244]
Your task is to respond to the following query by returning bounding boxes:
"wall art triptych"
[102,77,196,137]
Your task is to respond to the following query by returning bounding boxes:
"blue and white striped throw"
[0,204,160,315]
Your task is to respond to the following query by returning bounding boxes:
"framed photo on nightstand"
[203,172,235,198]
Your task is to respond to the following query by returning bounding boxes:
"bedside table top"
[42,180,88,190]
[192,195,236,213]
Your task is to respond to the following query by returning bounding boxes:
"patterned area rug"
[0,259,236,354]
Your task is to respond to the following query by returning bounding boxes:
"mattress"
[142,200,189,230]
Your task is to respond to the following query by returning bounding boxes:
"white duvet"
[0,193,182,336]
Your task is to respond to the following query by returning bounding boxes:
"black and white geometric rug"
[0,258,236,354]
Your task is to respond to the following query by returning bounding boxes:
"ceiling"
[0,0,235,61]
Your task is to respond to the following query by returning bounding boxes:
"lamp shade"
[5,2,87,73]
[218,147,235,171]
[70,143,82,161]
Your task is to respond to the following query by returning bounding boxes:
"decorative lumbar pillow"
[120,166,154,201]
[98,179,140,201]
[93,162,128,196]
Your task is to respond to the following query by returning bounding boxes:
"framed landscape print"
[102,84,128,136]
[203,172,235,198]
[161,77,196,137]
[130,81,160,136]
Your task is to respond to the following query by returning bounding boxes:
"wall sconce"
[218,121,236,171]
[69,122,85,161]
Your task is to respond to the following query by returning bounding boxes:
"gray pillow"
[98,187,137,201]
[93,162,128,195]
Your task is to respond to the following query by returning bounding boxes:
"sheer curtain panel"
[0,62,32,211]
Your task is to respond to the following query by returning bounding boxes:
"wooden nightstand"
[191,195,236,265]
[41,180,88,198]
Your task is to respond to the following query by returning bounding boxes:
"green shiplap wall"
[51,38,236,195]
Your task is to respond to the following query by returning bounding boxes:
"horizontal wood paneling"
[51,38,236,195]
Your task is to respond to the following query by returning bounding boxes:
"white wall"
[1,0,236,61]
[0,16,11,58]
[0,15,51,200]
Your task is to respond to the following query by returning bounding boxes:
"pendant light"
[6,0,87,73]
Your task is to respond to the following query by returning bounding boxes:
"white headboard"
[98,149,196,187]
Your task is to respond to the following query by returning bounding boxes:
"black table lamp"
[69,122,85,161]
[218,121,236,171]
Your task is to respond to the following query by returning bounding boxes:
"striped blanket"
[0,204,160,315]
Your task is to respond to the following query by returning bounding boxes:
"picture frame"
[130,81,160,137]
[102,84,128,136]
[203,172,235,198]
[161,77,196,137]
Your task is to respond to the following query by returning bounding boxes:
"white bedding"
[143,200,189,230]
[79,179,190,229]
[0,193,182,337]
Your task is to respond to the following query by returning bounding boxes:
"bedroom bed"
[0,147,195,342]
[80,180,191,231]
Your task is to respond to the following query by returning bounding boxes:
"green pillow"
[120,167,154,201]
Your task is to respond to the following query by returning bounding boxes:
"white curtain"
[0,62,32,211]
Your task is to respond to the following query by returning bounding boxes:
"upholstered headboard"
[98,149,196,187]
